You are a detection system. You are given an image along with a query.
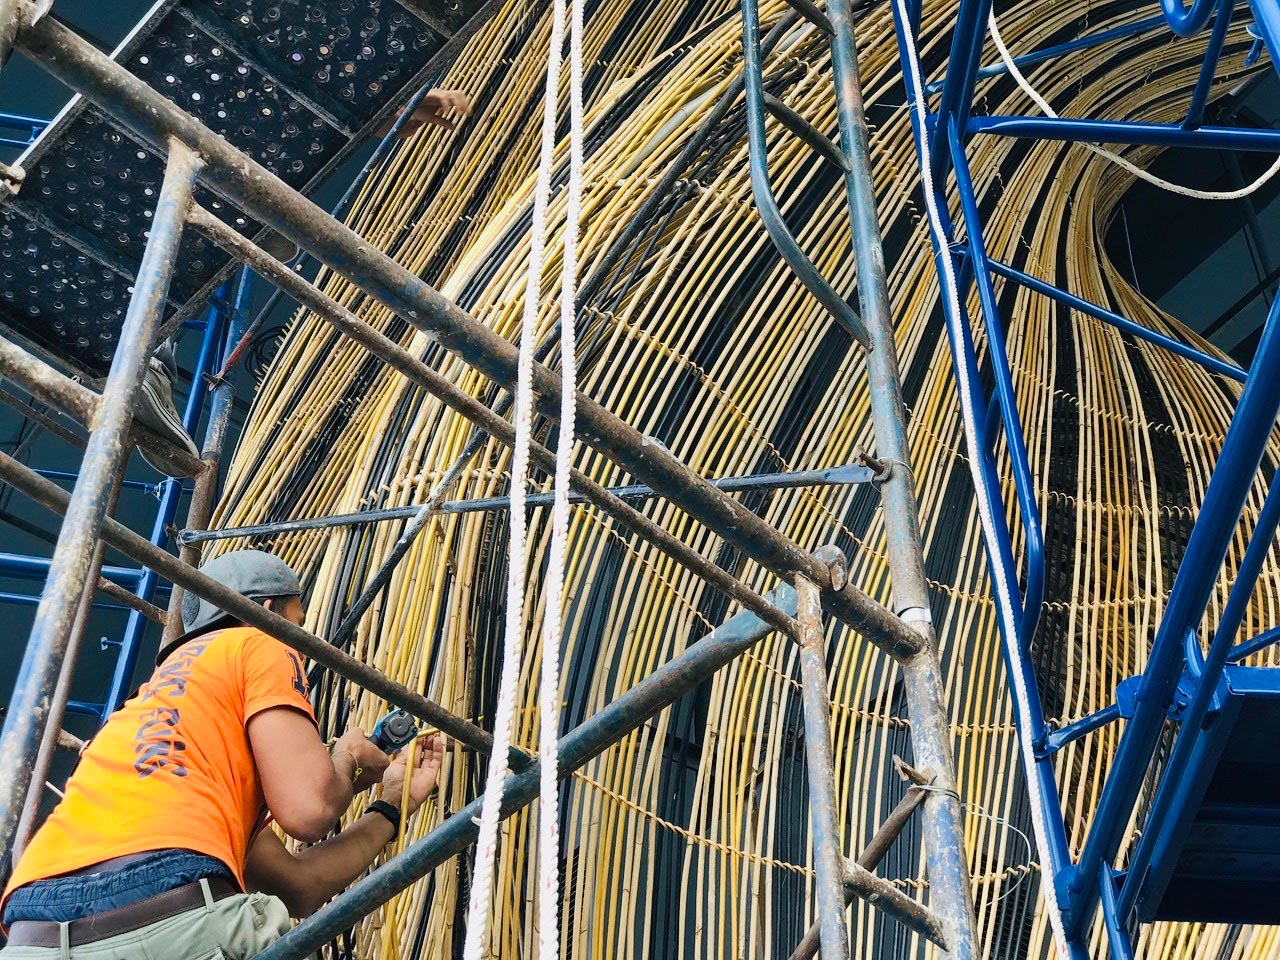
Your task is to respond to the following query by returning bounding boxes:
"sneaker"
[133,340,200,477]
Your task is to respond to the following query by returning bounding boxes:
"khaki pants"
[0,880,308,960]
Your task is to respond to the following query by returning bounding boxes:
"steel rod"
[796,573,851,960]
[180,463,875,545]
[0,451,507,763]
[0,386,86,449]
[0,141,202,855]
[1228,622,1280,661]
[15,14,919,659]
[328,429,488,655]
[95,578,168,625]
[826,1,978,950]
[841,859,949,947]
[251,585,797,960]
[186,203,801,641]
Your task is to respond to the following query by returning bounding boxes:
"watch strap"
[366,799,401,840]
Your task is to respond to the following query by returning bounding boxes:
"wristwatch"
[366,799,401,840]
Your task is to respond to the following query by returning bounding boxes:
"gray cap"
[163,549,302,661]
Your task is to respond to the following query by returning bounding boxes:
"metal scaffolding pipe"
[841,859,949,947]
[0,141,202,854]
[251,585,797,960]
[0,452,507,763]
[789,764,930,960]
[163,270,254,648]
[825,0,978,950]
[186,204,801,641]
[796,574,851,960]
[15,13,921,660]
[179,463,876,544]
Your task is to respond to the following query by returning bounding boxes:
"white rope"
[891,2,1072,955]
[537,0,583,952]
[989,7,1280,201]
[460,0,570,953]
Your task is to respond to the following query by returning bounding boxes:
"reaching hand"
[396,89,473,138]
[380,734,444,817]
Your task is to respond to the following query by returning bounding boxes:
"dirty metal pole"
[796,573,851,960]
[842,860,949,945]
[13,468,125,861]
[789,764,931,960]
[17,14,918,659]
[826,0,978,952]
[0,141,202,855]
[0,0,19,69]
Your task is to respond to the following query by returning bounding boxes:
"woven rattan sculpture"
[210,0,1280,955]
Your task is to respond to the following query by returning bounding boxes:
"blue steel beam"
[0,552,146,586]
[948,124,1045,642]
[1064,293,1280,938]
[968,115,1280,151]
[1183,0,1233,129]
[0,591,138,615]
[984,259,1246,383]
[925,14,1173,94]
[1228,623,1280,661]
[1118,466,1280,920]
[929,0,992,180]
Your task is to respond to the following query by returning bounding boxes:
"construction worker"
[1,549,443,958]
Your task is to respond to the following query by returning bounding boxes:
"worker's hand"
[395,89,473,138]
[332,727,391,793]
[380,734,444,817]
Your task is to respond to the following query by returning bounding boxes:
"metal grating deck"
[0,0,494,380]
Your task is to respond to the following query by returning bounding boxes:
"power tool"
[369,708,419,754]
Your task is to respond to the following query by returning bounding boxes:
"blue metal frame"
[891,0,1280,953]
[0,110,47,148]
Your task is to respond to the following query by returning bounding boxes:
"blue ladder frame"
[890,0,1280,954]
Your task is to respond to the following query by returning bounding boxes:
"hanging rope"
[892,0,1072,954]
[988,6,1280,201]
[459,0,572,953]
[538,0,584,952]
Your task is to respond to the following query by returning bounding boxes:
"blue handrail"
[948,119,1046,643]
[1161,0,1220,37]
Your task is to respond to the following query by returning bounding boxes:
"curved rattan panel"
[212,0,1280,956]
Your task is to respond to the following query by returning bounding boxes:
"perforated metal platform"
[0,0,494,379]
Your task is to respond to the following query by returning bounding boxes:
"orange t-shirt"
[4,626,315,906]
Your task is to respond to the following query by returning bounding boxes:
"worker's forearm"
[290,811,398,915]
[318,752,359,822]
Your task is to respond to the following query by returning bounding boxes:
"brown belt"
[6,877,239,948]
